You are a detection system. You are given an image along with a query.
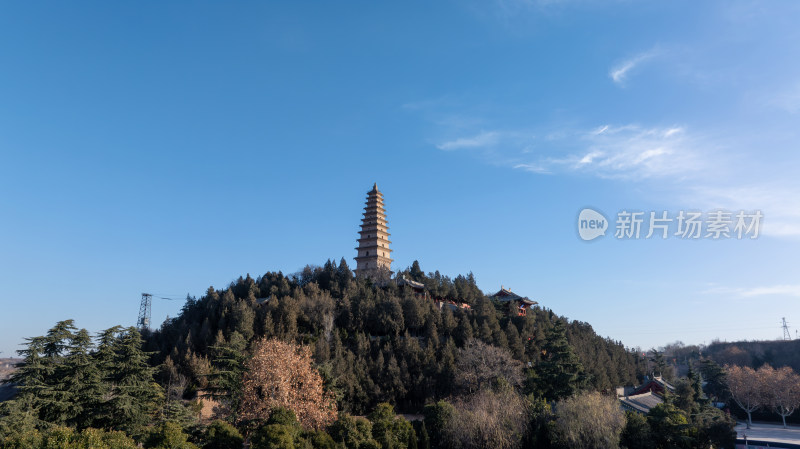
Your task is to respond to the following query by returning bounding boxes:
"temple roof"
[397,275,425,290]
[492,286,538,306]
[619,392,663,414]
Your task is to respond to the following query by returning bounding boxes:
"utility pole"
[782,317,791,341]
[138,293,153,330]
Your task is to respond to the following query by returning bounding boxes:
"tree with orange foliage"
[238,338,337,430]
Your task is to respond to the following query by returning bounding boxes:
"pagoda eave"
[354,246,393,252]
[354,256,394,263]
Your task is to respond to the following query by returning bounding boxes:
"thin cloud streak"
[704,284,800,298]
[610,50,657,86]
[436,123,700,180]
[436,131,499,150]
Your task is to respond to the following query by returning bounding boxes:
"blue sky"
[2,1,800,356]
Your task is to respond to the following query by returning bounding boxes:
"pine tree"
[62,328,104,428]
[534,319,585,401]
[207,331,248,420]
[106,327,162,433]
[409,261,424,282]
[1,336,48,435]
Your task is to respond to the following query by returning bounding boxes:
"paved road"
[736,422,800,446]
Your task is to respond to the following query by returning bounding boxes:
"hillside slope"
[147,260,645,413]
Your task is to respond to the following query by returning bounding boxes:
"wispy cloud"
[684,184,800,238]
[434,123,703,180]
[704,284,800,298]
[609,50,657,86]
[436,131,499,150]
[558,125,698,178]
[432,123,800,237]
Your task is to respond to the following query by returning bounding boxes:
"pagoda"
[355,183,393,276]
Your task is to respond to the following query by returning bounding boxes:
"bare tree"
[238,338,337,430]
[763,365,800,429]
[725,365,763,429]
[454,339,523,394]
[552,391,626,449]
[443,387,530,449]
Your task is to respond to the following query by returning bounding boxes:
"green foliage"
[201,420,243,449]
[620,411,653,449]
[147,261,642,414]
[100,327,163,433]
[250,424,298,449]
[145,421,200,449]
[532,320,586,401]
[422,401,453,449]
[697,358,728,402]
[329,414,377,449]
[0,262,649,448]
[647,403,691,449]
[206,331,248,419]
[250,407,340,449]
[0,322,161,437]
[692,406,737,449]
[304,430,337,449]
[621,398,737,449]
[368,403,416,449]
[268,407,300,427]
[0,426,138,449]
[673,379,697,414]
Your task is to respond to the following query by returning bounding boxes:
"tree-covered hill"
[146,259,646,414]
[704,339,800,372]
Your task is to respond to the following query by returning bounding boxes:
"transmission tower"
[782,317,791,341]
[138,293,153,330]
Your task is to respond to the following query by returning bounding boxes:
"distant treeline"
[705,339,800,372]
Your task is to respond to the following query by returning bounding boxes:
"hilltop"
[145,259,645,414]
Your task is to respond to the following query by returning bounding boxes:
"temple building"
[355,183,393,277]
[492,286,538,316]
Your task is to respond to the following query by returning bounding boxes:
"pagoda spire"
[355,183,393,277]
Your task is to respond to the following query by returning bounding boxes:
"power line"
[137,292,190,330]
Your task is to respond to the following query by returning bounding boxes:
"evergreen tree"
[61,328,104,428]
[5,336,48,424]
[409,261,424,282]
[698,358,727,402]
[106,327,162,433]
[207,331,248,420]
[533,319,585,401]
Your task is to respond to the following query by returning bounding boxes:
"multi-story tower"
[355,183,393,276]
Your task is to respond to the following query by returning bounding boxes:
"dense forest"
[146,259,644,414]
[0,260,740,448]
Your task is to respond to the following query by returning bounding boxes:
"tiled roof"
[653,376,675,392]
[620,391,663,414]
[493,287,538,306]
[397,276,425,289]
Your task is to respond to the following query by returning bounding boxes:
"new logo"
[578,208,608,241]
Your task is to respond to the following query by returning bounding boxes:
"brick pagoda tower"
[355,183,393,277]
